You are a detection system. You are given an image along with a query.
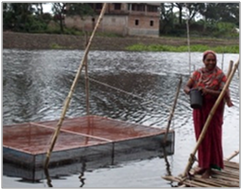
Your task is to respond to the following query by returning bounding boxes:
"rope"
[88,77,172,111]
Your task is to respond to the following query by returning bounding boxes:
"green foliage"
[66,3,94,18]
[160,3,239,38]
[50,43,63,49]
[126,44,239,53]
[3,3,52,32]
[50,42,76,49]
[63,28,84,35]
[213,45,239,53]
[24,16,48,32]
[212,22,239,38]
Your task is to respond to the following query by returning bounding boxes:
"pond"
[2,49,240,188]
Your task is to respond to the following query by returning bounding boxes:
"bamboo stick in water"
[164,76,182,144]
[225,150,239,161]
[44,3,107,169]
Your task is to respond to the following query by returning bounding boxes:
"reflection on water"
[2,49,240,188]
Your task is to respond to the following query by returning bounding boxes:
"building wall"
[100,15,128,36]
[65,3,160,37]
[65,15,129,36]
[65,16,95,32]
[127,15,159,36]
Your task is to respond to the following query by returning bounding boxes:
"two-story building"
[65,3,160,37]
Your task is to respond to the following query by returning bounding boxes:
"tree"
[174,3,184,25]
[159,3,176,35]
[3,3,35,31]
[65,3,95,35]
[199,3,239,24]
[65,3,94,19]
[198,3,239,34]
[32,3,52,28]
[3,2,52,32]
[184,3,204,23]
[217,3,239,26]
[51,3,95,33]
[52,3,67,33]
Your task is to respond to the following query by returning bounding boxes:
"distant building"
[65,3,160,37]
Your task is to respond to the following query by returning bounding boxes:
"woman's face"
[203,53,216,71]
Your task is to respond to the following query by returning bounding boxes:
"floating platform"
[3,115,174,181]
[163,159,239,187]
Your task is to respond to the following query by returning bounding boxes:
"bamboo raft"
[163,158,239,187]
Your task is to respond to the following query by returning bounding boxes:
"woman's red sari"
[190,66,230,170]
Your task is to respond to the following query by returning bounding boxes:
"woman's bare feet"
[201,168,212,178]
[193,167,206,175]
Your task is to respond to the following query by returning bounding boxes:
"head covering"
[203,50,217,61]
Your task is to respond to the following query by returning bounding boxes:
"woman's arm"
[184,79,193,95]
[184,80,221,97]
[200,87,220,96]
[200,87,234,107]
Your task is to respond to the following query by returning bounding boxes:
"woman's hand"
[184,79,193,95]
[198,87,222,97]
[198,87,207,95]
[226,97,234,107]
[184,86,191,94]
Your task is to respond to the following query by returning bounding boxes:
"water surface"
[2,49,240,188]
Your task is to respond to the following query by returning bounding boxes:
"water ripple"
[2,49,239,187]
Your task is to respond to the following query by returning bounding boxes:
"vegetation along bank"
[3,32,239,53]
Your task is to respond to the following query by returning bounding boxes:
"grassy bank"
[3,32,239,53]
[126,44,239,53]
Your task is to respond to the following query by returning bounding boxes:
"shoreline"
[3,32,239,51]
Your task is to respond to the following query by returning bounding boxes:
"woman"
[184,50,233,178]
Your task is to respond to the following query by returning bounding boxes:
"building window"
[135,19,139,26]
[147,5,158,12]
[114,3,121,10]
[150,20,154,26]
[132,4,145,11]
[95,3,102,9]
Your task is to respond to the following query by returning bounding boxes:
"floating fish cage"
[3,115,175,181]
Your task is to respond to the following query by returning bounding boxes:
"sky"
[42,3,52,13]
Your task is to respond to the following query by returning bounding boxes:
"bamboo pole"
[84,54,90,115]
[225,150,239,161]
[44,3,107,169]
[162,77,182,178]
[84,31,90,115]
[226,60,234,77]
[221,53,224,70]
[181,59,239,178]
[163,147,172,176]
[222,60,233,113]
[164,76,182,144]
[185,3,191,75]
[44,168,53,187]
